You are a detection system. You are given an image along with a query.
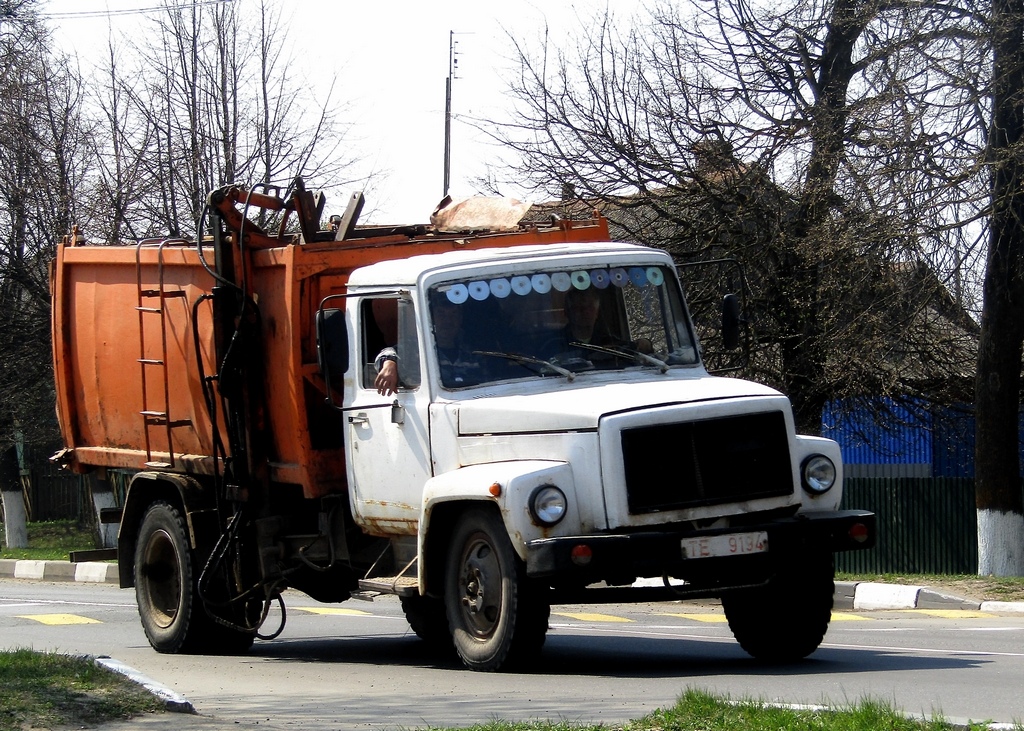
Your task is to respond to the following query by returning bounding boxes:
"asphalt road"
[1,579,1022,730]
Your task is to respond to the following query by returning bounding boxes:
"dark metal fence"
[25,463,91,524]
[837,477,978,574]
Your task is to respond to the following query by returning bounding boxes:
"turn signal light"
[849,523,869,543]
[488,482,502,497]
[571,544,593,566]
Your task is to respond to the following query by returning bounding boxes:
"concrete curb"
[835,580,1024,613]
[0,558,119,584]
[93,655,195,714]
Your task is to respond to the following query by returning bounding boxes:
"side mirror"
[722,293,741,351]
[316,308,348,404]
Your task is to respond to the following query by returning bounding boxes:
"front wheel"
[722,550,835,662]
[401,594,452,652]
[444,507,549,671]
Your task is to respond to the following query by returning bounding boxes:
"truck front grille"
[621,411,793,513]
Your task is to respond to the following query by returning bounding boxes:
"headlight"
[529,485,567,525]
[802,455,836,495]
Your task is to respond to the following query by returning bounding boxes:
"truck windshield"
[427,265,698,388]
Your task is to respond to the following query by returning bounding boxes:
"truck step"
[356,575,418,597]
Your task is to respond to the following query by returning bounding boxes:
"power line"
[41,0,232,21]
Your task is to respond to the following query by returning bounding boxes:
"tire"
[401,594,453,652]
[722,550,835,662]
[444,507,550,672]
[134,501,254,655]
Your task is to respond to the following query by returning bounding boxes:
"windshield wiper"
[474,350,577,382]
[570,342,670,373]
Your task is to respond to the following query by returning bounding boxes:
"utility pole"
[443,30,456,197]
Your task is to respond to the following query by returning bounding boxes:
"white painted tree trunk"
[1,489,28,548]
[977,508,1024,576]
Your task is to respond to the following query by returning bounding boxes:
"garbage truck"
[50,180,875,671]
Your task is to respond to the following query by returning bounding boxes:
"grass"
[0,649,166,731]
[0,518,97,561]
[837,572,1024,603]
[448,690,1014,731]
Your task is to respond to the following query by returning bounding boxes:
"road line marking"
[291,607,372,616]
[17,613,101,625]
[911,609,997,619]
[830,612,872,621]
[552,612,633,623]
[657,612,729,623]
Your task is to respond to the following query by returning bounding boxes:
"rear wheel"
[722,550,835,662]
[134,501,254,654]
[444,507,549,671]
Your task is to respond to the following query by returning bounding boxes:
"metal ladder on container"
[135,239,192,469]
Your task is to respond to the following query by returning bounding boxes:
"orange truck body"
[51,215,611,500]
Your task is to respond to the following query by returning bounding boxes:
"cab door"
[344,295,431,536]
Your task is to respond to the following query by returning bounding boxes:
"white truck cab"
[327,240,875,671]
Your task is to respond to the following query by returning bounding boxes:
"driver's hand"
[375,360,398,396]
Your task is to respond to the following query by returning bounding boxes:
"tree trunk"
[975,0,1024,577]
[0,444,27,548]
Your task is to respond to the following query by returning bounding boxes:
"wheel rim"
[141,527,182,629]
[457,533,502,638]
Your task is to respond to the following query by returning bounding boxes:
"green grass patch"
[0,519,97,561]
[451,690,1016,731]
[0,648,165,730]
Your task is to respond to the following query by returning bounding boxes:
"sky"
[41,0,630,225]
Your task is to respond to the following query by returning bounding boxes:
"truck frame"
[51,181,875,671]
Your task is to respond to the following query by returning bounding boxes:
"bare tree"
[975,0,1024,576]
[0,0,91,536]
[493,0,987,437]
[88,0,359,239]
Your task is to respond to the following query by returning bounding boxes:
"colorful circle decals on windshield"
[570,270,591,289]
[609,267,628,287]
[590,269,610,289]
[629,267,647,287]
[445,283,469,304]
[511,275,533,295]
[646,267,664,286]
[468,281,490,301]
[531,273,552,294]
[489,278,511,298]
[551,272,572,292]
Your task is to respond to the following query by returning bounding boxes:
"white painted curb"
[853,582,923,610]
[95,656,195,713]
[74,562,118,583]
[980,600,1024,614]
[13,560,47,580]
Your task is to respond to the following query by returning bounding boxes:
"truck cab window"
[427,265,698,387]
[361,297,420,391]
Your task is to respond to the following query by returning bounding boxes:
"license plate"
[681,531,768,559]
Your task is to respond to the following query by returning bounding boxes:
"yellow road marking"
[657,612,729,623]
[830,612,871,621]
[911,609,996,619]
[18,614,101,625]
[291,607,372,616]
[553,612,633,623]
